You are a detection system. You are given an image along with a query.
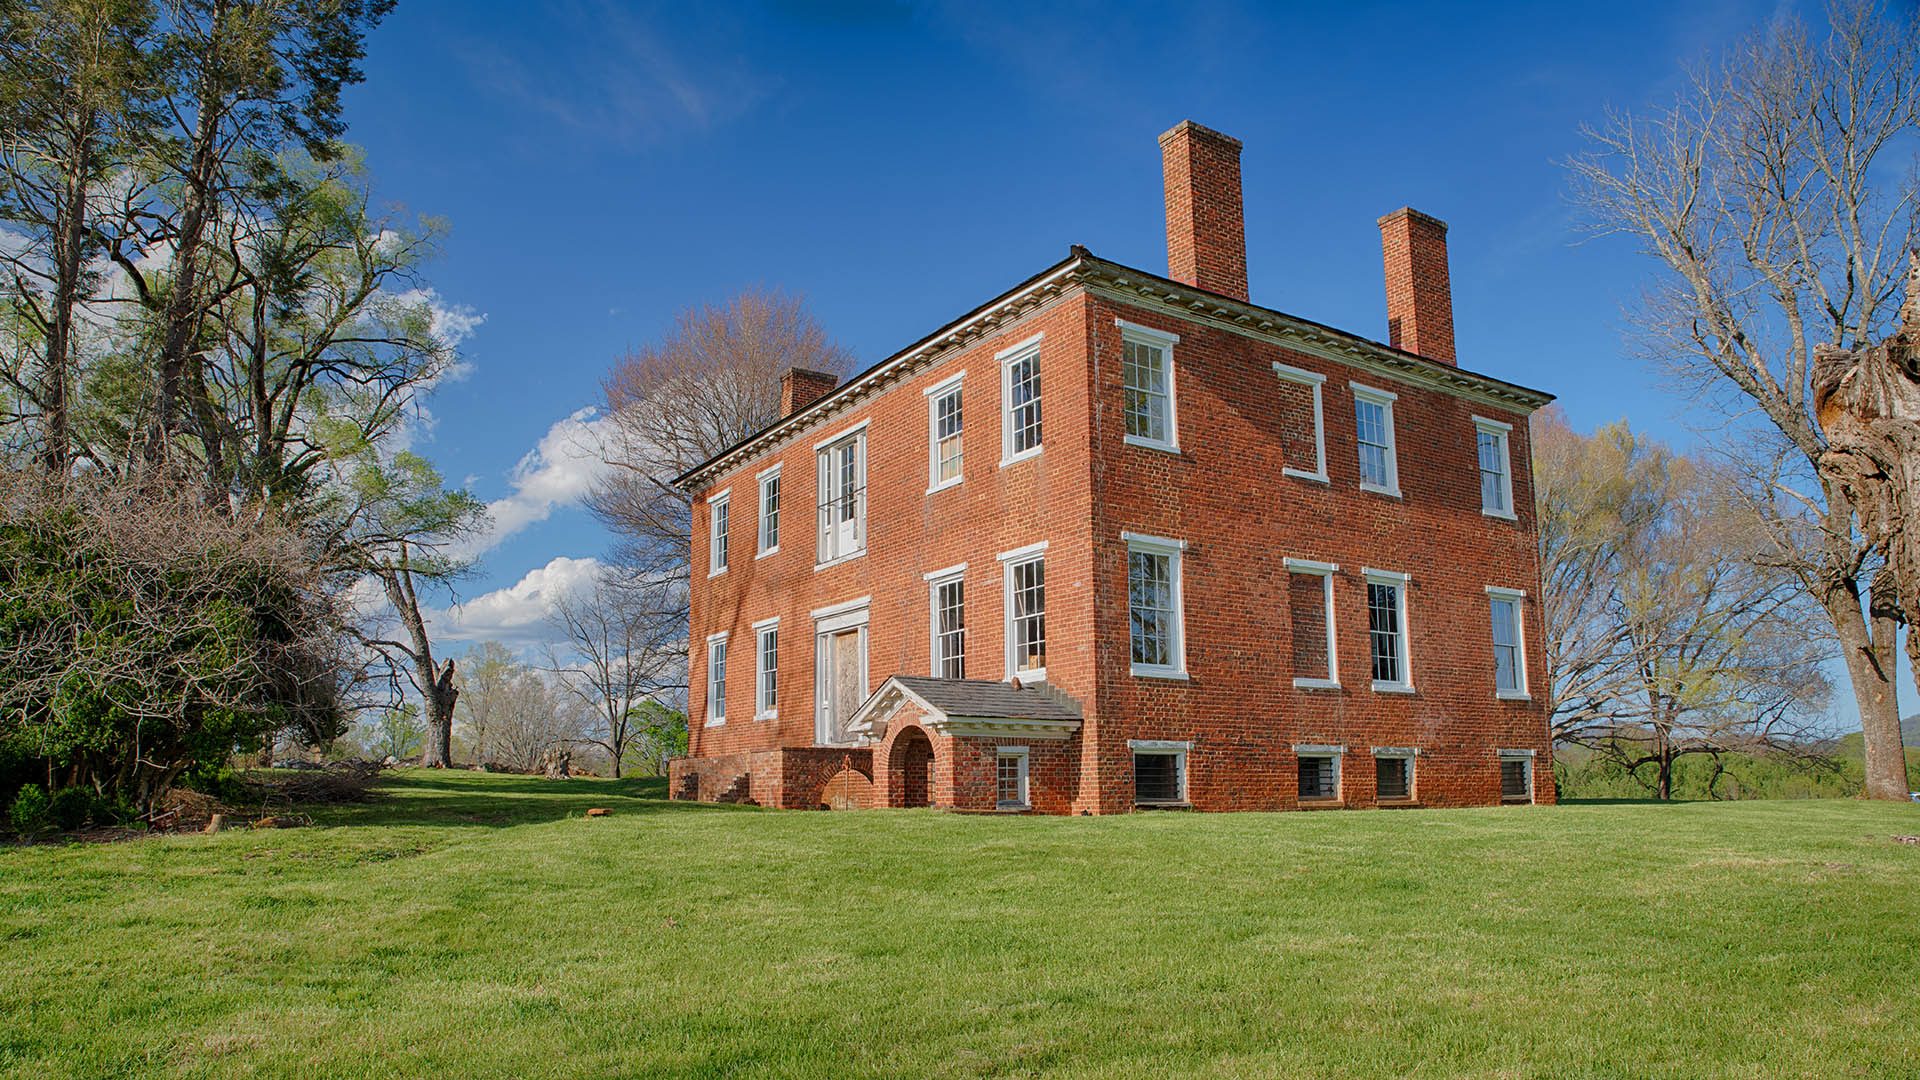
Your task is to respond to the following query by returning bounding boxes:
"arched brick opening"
[888,726,935,808]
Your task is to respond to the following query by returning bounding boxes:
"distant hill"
[1906,715,1920,744]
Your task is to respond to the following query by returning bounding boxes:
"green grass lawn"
[4,772,1919,1079]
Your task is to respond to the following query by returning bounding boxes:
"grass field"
[3,772,1918,1079]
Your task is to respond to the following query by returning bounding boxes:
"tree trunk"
[419,658,457,768]
[1847,574,1911,800]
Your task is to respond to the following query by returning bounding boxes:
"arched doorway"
[889,727,934,808]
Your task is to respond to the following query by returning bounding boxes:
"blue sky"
[339,0,1894,720]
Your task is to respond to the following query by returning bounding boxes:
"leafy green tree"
[621,701,688,778]
[370,702,423,762]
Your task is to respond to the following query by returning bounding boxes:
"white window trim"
[995,745,1030,810]
[814,426,868,571]
[1498,748,1537,803]
[925,371,965,494]
[926,564,967,678]
[1272,362,1329,484]
[1001,545,1048,683]
[1486,586,1531,700]
[1122,532,1188,680]
[1363,568,1414,694]
[810,595,874,624]
[1294,744,1345,802]
[1129,739,1191,805]
[1117,319,1181,455]
[752,616,779,721]
[999,332,1045,468]
[1372,746,1418,801]
[707,491,731,577]
[811,417,871,451]
[1350,382,1403,498]
[1283,556,1341,689]
[704,631,729,727]
[756,465,782,558]
[1473,415,1518,521]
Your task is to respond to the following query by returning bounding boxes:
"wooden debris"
[1892,835,1919,845]
[203,814,226,834]
[585,807,610,817]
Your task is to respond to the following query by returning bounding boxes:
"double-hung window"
[926,564,967,679]
[926,374,964,492]
[704,633,728,726]
[1272,362,1329,482]
[1284,558,1339,688]
[1351,383,1401,497]
[1000,542,1047,681]
[1000,334,1044,465]
[996,747,1029,809]
[757,466,781,557]
[754,618,778,720]
[1118,320,1179,453]
[1474,416,1515,518]
[1487,587,1529,698]
[1364,568,1413,692]
[1124,532,1186,678]
[708,493,730,576]
[815,422,867,566]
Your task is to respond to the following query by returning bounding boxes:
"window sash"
[934,387,964,484]
[934,578,966,680]
[710,497,729,572]
[707,639,726,719]
[1368,582,1404,684]
[1491,597,1522,692]
[1008,556,1046,675]
[1123,340,1169,443]
[1128,550,1176,668]
[757,628,778,714]
[1355,398,1391,487]
[1478,429,1508,513]
[759,475,780,552]
[1006,352,1043,455]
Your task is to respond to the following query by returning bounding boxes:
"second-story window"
[708,492,730,576]
[816,425,867,565]
[1487,587,1529,698]
[1273,362,1329,482]
[1118,320,1180,453]
[1000,334,1044,464]
[1365,569,1412,692]
[757,466,780,556]
[927,374,964,492]
[1475,416,1515,518]
[1000,543,1047,680]
[1351,383,1401,497]
[928,566,966,679]
[1125,532,1186,678]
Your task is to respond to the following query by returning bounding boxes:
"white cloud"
[426,556,603,647]
[457,406,613,560]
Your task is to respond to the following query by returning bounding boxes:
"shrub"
[46,787,99,831]
[8,785,49,835]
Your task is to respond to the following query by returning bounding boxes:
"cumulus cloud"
[456,407,614,560]
[426,556,604,647]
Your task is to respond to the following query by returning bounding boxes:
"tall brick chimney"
[1377,207,1456,366]
[779,367,838,416]
[1160,121,1249,302]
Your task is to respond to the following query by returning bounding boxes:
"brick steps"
[715,772,755,805]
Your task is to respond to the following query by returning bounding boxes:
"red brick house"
[668,121,1555,814]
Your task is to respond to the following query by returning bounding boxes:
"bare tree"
[1536,411,1833,797]
[589,288,855,579]
[546,568,683,778]
[453,640,518,765]
[1567,0,1919,798]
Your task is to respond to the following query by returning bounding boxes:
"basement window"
[1499,750,1534,804]
[1374,749,1415,801]
[1297,746,1342,802]
[1131,740,1190,805]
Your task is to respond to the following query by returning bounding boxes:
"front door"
[815,620,867,745]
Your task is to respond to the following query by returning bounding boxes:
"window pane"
[1011,558,1046,673]
[1299,756,1337,799]
[1128,550,1174,667]
[936,579,966,680]
[1134,753,1180,803]
[1356,398,1390,486]
[1123,340,1167,442]
[1369,582,1402,683]
[1376,757,1410,799]
[1288,572,1330,680]
[1009,354,1043,453]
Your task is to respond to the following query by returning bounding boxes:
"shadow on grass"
[309,769,757,829]
[1557,797,1693,806]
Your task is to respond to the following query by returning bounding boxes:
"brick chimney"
[779,367,838,416]
[1377,207,1456,366]
[1160,121,1249,302]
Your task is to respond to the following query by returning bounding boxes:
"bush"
[47,787,99,830]
[8,785,49,835]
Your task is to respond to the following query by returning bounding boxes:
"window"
[1284,558,1339,688]
[1351,383,1401,496]
[1365,569,1412,692]
[1125,533,1186,678]
[1487,587,1529,698]
[926,564,967,679]
[1000,543,1047,681]
[1272,362,1328,482]
[1118,320,1180,452]
[926,374,964,492]
[708,493,730,576]
[1000,334,1044,464]
[996,747,1029,809]
[704,633,728,725]
[815,423,867,565]
[754,619,778,719]
[757,466,781,556]
[1374,749,1416,801]
[1475,416,1515,518]
[1297,746,1342,801]
[1499,750,1535,803]
[1131,740,1190,805]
